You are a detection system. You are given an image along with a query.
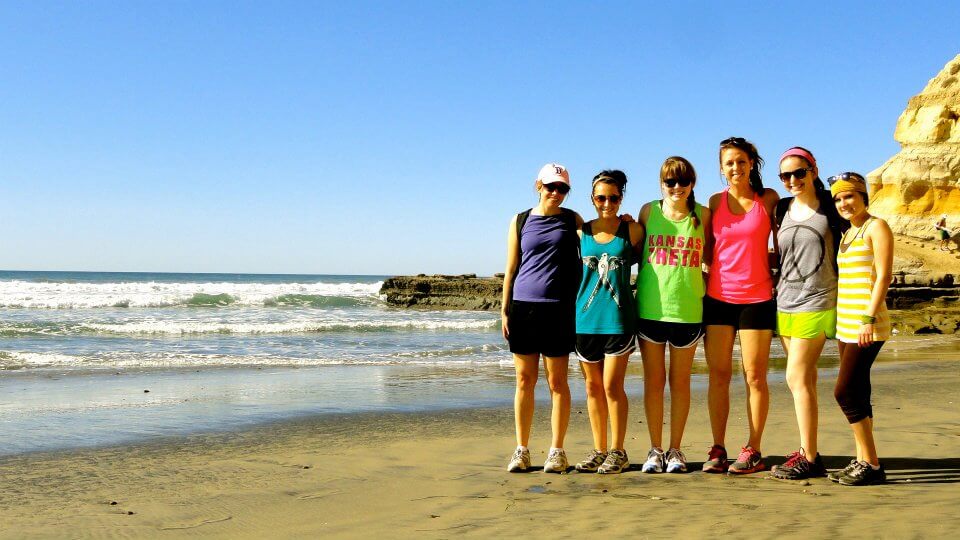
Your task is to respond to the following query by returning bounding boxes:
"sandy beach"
[1,351,958,539]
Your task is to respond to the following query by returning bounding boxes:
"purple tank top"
[513,213,580,303]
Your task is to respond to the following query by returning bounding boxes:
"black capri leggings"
[834,341,885,424]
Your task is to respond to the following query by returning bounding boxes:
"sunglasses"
[827,172,866,185]
[720,136,748,146]
[663,178,692,188]
[542,183,570,195]
[593,194,621,204]
[779,167,813,182]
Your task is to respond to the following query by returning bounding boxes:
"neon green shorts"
[777,309,836,339]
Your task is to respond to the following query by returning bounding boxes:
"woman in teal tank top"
[572,170,644,475]
[635,156,711,474]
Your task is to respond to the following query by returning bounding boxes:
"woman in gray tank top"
[770,147,845,480]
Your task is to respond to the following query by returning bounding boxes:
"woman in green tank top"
[635,156,711,474]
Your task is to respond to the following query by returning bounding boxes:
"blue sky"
[1,1,957,275]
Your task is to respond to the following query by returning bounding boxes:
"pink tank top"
[706,189,773,303]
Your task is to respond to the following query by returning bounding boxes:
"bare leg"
[513,353,540,446]
[738,329,772,450]
[667,343,696,450]
[851,417,878,465]
[543,355,571,449]
[704,325,735,447]
[785,333,826,459]
[580,361,607,451]
[640,340,667,449]
[604,353,630,450]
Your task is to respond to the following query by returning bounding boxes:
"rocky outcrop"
[379,274,503,310]
[868,53,960,239]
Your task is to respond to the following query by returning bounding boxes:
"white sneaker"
[641,447,665,473]
[665,448,687,473]
[543,449,568,473]
[507,447,531,472]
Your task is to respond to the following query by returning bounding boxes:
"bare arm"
[702,193,722,270]
[763,188,781,277]
[860,218,894,347]
[501,215,520,340]
[699,205,712,274]
[633,203,652,261]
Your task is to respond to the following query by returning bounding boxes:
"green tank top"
[637,201,706,323]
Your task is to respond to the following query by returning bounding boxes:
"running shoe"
[598,449,629,474]
[507,447,531,473]
[641,447,665,473]
[828,459,859,483]
[728,446,766,474]
[771,449,826,480]
[702,444,729,473]
[838,461,886,486]
[665,448,688,473]
[543,449,569,473]
[575,449,607,473]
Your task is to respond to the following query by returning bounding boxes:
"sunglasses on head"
[779,167,813,182]
[720,136,748,146]
[593,194,621,204]
[542,183,570,195]
[663,178,692,188]
[827,172,865,185]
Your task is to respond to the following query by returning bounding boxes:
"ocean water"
[0,271,510,455]
[1,271,954,456]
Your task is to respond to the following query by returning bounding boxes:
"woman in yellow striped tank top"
[829,172,893,486]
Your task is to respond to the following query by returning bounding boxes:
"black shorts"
[636,318,703,348]
[507,300,575,357]
[702,296,776,331]
[575,334,636,363]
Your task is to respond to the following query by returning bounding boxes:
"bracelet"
[860,315,877,324]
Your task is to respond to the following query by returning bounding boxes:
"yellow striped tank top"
[836,218,890,343]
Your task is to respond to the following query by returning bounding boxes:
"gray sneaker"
[598,449,629,474]
[507,447,531,472]
[641,447,665,473]
[575,449,607,473]
[543,449,569,473]
[828,459,858,483]
[665,448,688,473]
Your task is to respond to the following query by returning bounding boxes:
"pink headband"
[779,147,817,169]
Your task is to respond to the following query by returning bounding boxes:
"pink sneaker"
[728,446,765,474]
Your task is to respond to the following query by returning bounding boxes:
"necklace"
[840,216,873,252]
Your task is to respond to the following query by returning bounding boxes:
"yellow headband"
[830,178,867,197]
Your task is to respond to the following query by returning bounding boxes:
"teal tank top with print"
[575,221,635,334]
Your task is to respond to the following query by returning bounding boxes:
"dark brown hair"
[719,136,764,194]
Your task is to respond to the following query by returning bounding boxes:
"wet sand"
[1,356,959,538]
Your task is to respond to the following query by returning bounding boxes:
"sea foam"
[0,280,383,309]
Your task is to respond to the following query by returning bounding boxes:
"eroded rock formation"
[868,53,960,238]
[379,274,503,310]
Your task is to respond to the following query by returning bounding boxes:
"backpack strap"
[775,197,792,229]
[515,208,532,241]
[818,190,849,271]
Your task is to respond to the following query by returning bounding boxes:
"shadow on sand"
[821,456,960,484]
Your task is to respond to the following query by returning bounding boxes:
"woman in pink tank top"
[700,137,780,475]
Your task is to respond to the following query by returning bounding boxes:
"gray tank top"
[776,204,838,313]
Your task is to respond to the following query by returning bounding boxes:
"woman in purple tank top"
[501,163,583,474]
[701,137,780,475]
